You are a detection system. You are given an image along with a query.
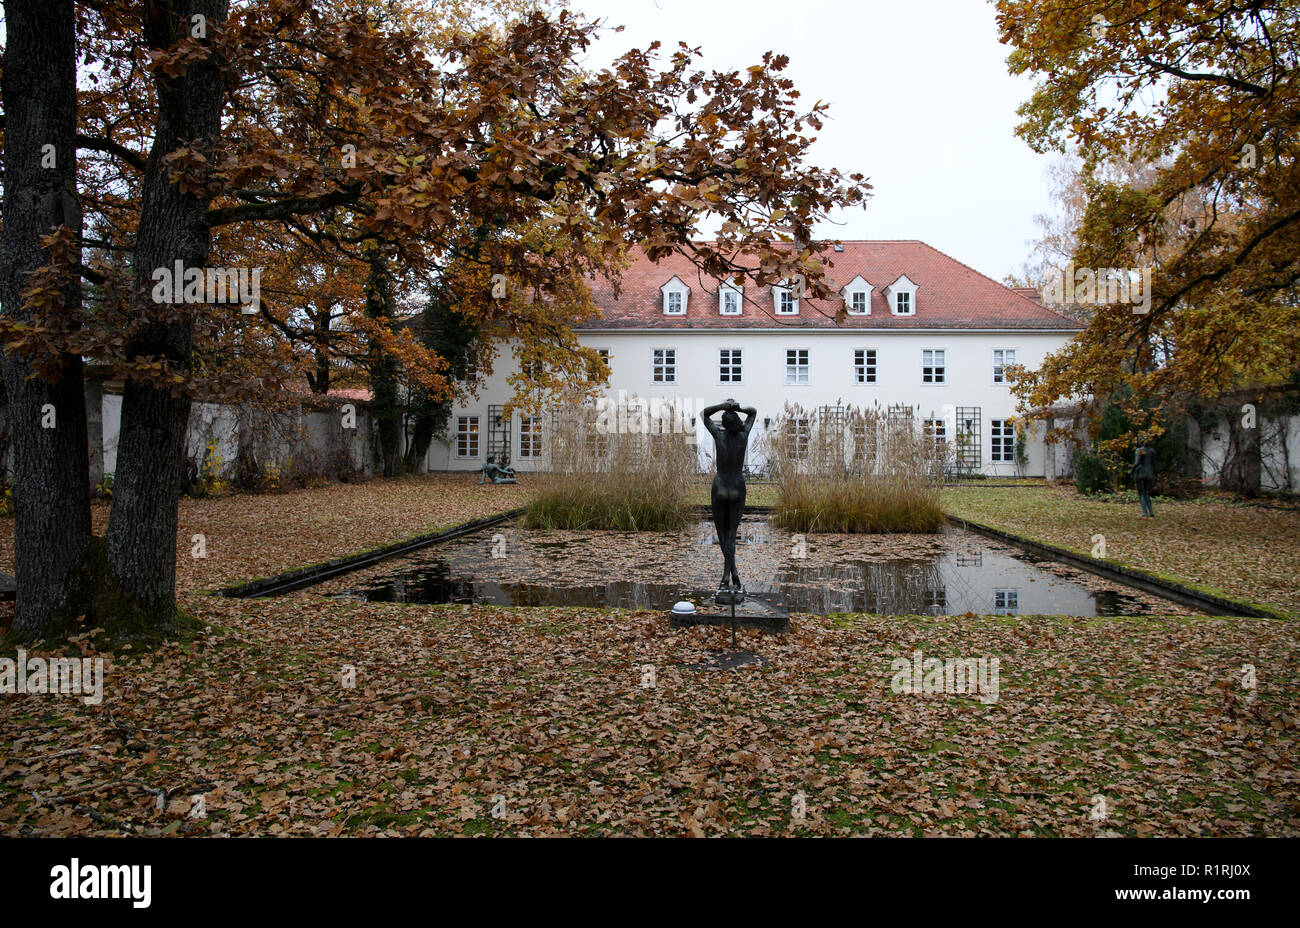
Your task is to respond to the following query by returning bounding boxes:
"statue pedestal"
[669,591,790,635]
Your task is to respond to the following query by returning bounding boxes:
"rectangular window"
[721,289,741,315]
[785,348,810,384]
[993,348,1017,383]
[990,418,1015,462]
[922,349,946,384]
[596,348,610,363]
[923,417,947,452]
[719,348,743,383]
[456,416,479,457]
[854,348,877,384]
[993,589,1019,615]
[585,429,610,460]
[519,416,542,458]
[851,421,877,474]
[652,348,677,383]
[461,363,478,384]
[849,291,868,314]
[777,290,798,315]
[896,292,912,314]
[790,417,811,458]
[665,291,684,315]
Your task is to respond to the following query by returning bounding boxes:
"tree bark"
[306,304,332,394]
[102,0,228,632]
[0,0,93,641]
[364,245,401,477]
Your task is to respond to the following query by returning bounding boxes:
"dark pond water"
[327,514,1186,617]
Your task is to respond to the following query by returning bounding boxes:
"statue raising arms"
[702,398,757,592]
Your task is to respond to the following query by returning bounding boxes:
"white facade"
[422,241,1082,476]
[424,328,1069,477]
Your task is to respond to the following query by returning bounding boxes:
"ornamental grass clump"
[525,401,698,531]
[767,403,948,533]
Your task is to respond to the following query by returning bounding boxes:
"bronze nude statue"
[703,398,757,597]
[479,453,518,485]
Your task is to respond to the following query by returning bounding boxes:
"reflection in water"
[337,516,1166,617]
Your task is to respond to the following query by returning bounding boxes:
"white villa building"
[423,241,1082,477]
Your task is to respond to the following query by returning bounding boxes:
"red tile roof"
[579,241,1081,331]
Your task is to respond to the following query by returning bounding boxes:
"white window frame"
[652,347,677,383]
[774,283,799,316]
[455,415,480,458]
[923,417,947,453]
[888,275,917,316]
[519,416,542,459]
[719,280,743,316]
[719,348,743,384]
[992,348,1017,384]
[785,348,810,385]
[990,418,1016,462]
[661,276,689,316]
[853,348,877,384]
[921,348,946,385]
[992,589,1019,614]
[789,416,811,458]
[843,276,873,316]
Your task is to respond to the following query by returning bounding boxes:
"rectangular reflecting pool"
[309,514,1201,617]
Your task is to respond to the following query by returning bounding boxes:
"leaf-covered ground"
[2,478,1297,836]
[941,486,1300,616]
[0,473,528,594]
[3,598,1297,836]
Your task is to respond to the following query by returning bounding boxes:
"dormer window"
[842,275,873,316]
[774,281,799,316]
[661,276,689,316]
[719,279,743,316]
[886,274,918,316]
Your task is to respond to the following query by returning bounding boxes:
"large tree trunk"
[102,0,228,632]
[306,305,332,395]
[0,0,93,641]
[365,245,401,477]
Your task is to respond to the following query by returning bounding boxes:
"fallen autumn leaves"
[1,478,1298,836]
[3,598,1297,836]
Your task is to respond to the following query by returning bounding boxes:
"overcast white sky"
[568,0,1057,282]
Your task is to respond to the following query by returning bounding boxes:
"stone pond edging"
[218,507,527,599]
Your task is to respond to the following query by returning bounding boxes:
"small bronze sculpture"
[1131,445,1156,517]
[479,453,518,485]
[702,398,757,597]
